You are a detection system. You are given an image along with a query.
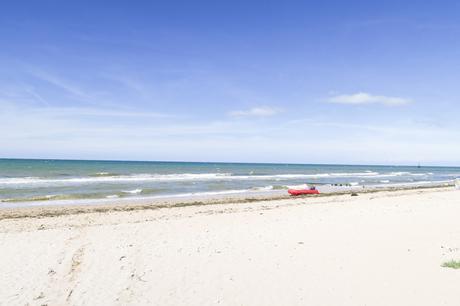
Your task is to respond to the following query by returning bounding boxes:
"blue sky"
[1,0,460,165]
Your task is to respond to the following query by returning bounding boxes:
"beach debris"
[34,292,45,300]
[66,289,74,301]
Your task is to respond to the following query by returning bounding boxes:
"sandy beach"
[1,187,460,305]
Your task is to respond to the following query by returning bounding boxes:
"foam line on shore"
[0,183,454,221]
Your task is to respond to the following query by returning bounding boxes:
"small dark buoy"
[351,193,358,196]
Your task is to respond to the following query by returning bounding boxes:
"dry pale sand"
[1,187,460,305]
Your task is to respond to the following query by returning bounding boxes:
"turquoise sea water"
[0,159,459,204]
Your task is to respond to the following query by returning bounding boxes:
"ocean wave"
[0,171,441,187]
[251,185,274,191]
[89,172,121,177]
[0,184,282,203]
[121,188,143,194]
[388,172,427,177]
[374,180,453,187]
[0,173,233,185]
[0,191,128,203]
[0,194,69,203]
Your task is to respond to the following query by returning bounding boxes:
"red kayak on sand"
[288,189,320,196]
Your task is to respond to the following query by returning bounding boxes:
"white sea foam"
[252,185,274,191]
[389,172,411,176]
[139,185,284,199]
[121,188,143,194]
[0,173,233,185]
[374,180,452,187]
[0,171,443,187]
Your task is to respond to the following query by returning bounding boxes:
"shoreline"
[2,159,457,211]
[0,182,453,220]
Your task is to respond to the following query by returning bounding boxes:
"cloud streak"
[228,106,282,117]
[29,69,92,100]
[328,92,411,106]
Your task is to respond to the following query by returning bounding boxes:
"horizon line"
[0,157,457,168]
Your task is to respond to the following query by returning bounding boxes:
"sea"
[0,159,458,206]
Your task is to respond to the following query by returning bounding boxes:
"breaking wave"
[0,171,443,187]
[121,188,143,194]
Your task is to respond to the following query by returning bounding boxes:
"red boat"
[288,189,320,196]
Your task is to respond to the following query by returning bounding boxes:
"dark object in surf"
[351,193,358,196]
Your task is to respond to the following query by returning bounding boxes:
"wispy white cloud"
[327,92,411,106]
[228,106,282,117]
[0,101,172,121]
[29,69,92,100]
[25,87,49,106]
